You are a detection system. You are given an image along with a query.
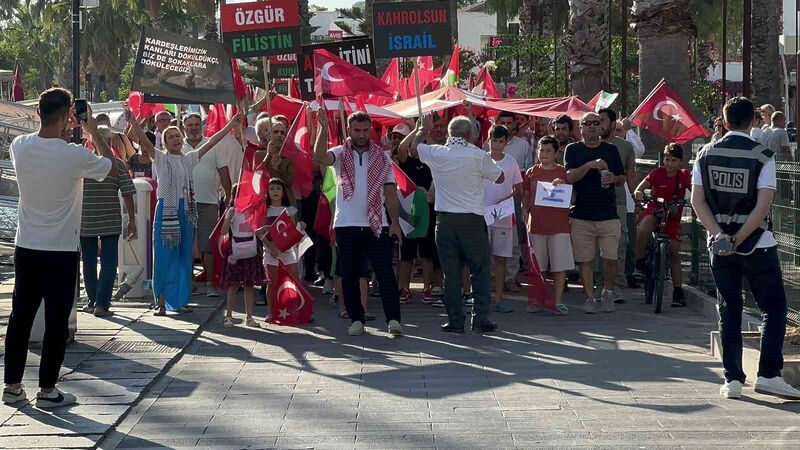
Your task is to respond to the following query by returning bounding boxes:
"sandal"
[246,317,260,328]
[364,312,376,321]
[154,306,166,316]
[223,317,235,328]
[555,304,570,315]
[338,310,349,319]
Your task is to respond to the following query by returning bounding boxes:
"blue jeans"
[712,246,787,383]
[80,235,120,309]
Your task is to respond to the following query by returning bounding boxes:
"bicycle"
[637,193,685,314]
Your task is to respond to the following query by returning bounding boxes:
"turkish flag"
[208,216,230,290]
[416,56,435,92]
[269,262,314,325]
[429,66,443,91]
[268,209,303,252]
[313,49,393,98]
[231,59,247,100]
[204,104,229,137]
[313,194,333,240]
[630,79,711,144]
[235,142,269,230]
[525,235,558,312]
[127,91,164,120]
[280,103,313,197]
[472,67,501,98]
[289,76,302,99]
[10,64,23,102]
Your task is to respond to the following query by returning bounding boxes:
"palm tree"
[751,0,781,109]
[631,0,695,156]
[564,0,608,102]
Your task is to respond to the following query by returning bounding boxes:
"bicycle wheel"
[644,246,654,305]
[653,241,668,314]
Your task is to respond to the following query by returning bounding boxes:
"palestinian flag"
[587,90,619,112]
[392,163,429,239]
[313,166,337,240]
[440,45,460,87]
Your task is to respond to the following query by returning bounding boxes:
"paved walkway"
[95,284,800,449]
[0,280,222,449]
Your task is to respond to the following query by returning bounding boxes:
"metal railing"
[637,151,800,326]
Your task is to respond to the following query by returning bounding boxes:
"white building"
[309,9,363,42]
[458,3,498,53]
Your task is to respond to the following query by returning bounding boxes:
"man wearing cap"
[396,122,438,304]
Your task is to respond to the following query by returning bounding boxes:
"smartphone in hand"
[711,238,733,255]
[75,99,89,122]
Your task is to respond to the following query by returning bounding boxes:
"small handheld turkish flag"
[630,79,710,144]
[268,209,303,252]
[525,233,558,313]
[235,142,269,230]
[313,49,394,98]
[270,262,314,325]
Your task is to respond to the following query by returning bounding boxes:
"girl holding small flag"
[258,178,304,321]
[220,184,267,328]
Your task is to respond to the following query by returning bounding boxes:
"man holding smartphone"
[2,89,117,408]
[692,96,800,400]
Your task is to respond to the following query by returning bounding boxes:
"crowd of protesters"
[5,87,800,408]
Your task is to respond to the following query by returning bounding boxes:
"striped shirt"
[81,159,136,237]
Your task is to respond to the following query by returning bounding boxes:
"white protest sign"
[484,197,515,226]
[534,181,572,209]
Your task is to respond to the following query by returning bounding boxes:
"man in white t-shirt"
[314,110,404,338]
[408,115,504,334]
[483,125,523,314]
[692,96,800,401]
[182,113,232,297]
[3,89,116,409]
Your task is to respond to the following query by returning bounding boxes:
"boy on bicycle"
[633,143,691,307]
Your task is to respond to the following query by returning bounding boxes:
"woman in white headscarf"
[126,108,242,316]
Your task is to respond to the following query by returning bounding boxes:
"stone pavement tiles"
[102,285,800,449]
[0,292,222,449]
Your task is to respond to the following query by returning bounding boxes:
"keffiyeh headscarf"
[160,153,197,247]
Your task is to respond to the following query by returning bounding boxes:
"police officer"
[692,96,800,400]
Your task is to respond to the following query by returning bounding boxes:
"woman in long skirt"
[126,107,242,315]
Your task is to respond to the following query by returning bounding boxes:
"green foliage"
[690,77,719,120]
[485,34,570,98]
[118,59,134,100]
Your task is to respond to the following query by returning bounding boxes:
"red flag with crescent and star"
[234,142,269,230]
[313,49,394,98]
[269,262,314,326]
[268,209,303,252]
[280,103,313,197]
[208,216,230,290]
[630,79,711,144]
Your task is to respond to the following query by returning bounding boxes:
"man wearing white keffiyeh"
[126,107,242,317]
[407,115,505,334]
[314,110,404,338]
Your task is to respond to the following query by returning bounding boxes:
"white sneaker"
[35,387,77,408]
[583,299,598,314]
[2,384,26,404]
[600,290,615,313]
[388,320,403,336]
[322,279,333,295]
[348,321,365,336]
[720,380,743,399]
[755,376,800,400]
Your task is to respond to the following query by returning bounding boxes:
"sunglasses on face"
[581,121,600,126]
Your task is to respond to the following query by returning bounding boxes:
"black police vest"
[696,134,774,254]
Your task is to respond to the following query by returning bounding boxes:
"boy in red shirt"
[522,136,573,313]
[634,143,691,307]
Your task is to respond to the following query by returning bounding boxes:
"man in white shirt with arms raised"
[3,89,116,408]
[407,115,504,334]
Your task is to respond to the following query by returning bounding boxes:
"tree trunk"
[751,0,782,110]
[632,0,695,159]
[565,0,609,102]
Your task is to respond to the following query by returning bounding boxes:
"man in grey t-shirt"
[764,111,791,161]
